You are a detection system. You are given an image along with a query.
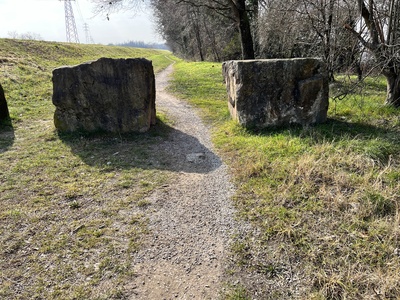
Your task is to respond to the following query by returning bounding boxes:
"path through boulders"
[130,64,239,299]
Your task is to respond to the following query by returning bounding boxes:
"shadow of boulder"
[58,118,222,174]
[0,82,10,122]
[1,82,14,153]
[246,117,397,140]
[246,117,400,165]
[0,123,14,154]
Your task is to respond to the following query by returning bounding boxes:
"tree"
[92,0,256,59]
[345,0,400,107]
[90,0,144,18]
[228,0,255,59]
[257,0,360,81]
[151,0,239,61]
[8,31,43,41]
[160,0,256,59]
[258,1,310,58]
[173,0,256,59]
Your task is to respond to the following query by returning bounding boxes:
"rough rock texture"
[222,58,329,128]
[0,83,10,122]
[52,57,156,133]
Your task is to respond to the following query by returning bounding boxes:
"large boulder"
[0,82,10,122]
[52,57,156,133]
[222,58,329,128]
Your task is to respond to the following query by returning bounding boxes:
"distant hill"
[111,40,170,50]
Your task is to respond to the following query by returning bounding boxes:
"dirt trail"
[131,65,238,299]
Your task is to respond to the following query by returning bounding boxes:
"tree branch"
[343,23,376,51]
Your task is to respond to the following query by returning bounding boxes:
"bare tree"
[95,0,256,59]
[257,0,360,81]
[152,0,238,60]
[258,1,309,58]
[7,31,19,39]
[90,0,145,18]
[345,0,400,107]
[7,31,43,41]
[170,0,256,59]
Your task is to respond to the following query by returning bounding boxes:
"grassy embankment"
[0,39,177,299]
[169,62,400,299]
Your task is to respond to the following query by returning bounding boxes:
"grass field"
[1,39,400,299]
[0,39,176,299]
[170,62,400,299]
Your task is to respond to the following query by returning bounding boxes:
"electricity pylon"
[84,23,94,44]
[61,0,80,43]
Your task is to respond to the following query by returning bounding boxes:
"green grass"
[170,61,400,299]
[169,61,230,123]
[330,74,399,124]
[0,38,177,299]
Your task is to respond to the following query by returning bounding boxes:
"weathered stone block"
[52,57,156,133]
[222,58,329,128]
[0,83,10,122]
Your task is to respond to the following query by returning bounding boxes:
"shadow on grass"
[246,118,400,164]
[308,118,396,139]
[0,120,14,153]
[58,117,222,174]
[248,118,394,136]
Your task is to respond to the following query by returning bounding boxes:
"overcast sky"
[0,0,163,45]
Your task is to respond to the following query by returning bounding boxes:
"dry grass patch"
[222,124,400,299]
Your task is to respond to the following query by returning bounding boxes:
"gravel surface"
[131,64,239,299]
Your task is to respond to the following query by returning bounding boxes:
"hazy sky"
[0,0,163,44]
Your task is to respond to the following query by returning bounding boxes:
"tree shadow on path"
[58,117,222,174]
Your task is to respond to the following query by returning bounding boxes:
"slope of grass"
[170,61,400,299]
[0,39,176,299]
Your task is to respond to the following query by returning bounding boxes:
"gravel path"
[131,64,238,299]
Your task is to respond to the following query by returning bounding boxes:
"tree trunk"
[384,71,400,107]
[249,0,259,57]
[238,14,255,59]
[194,24,205,61]
[229,0,255,59]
